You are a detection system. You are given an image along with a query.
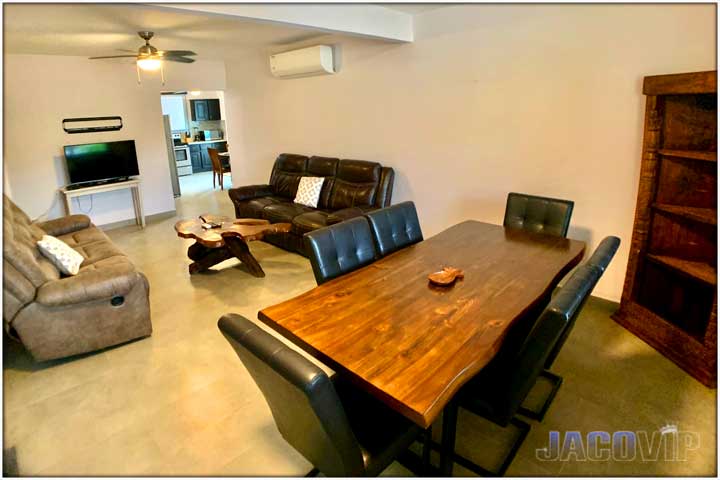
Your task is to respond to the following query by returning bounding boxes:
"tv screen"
[64,140,139,185]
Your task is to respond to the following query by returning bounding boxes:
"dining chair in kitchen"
[217,313,426,477]
[208,147,231,190]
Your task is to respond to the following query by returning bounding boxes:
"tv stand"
[61,178,145,228]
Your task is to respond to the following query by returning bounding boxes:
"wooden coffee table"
[174,214,291,276]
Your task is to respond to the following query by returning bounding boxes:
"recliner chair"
[218,313,423,477]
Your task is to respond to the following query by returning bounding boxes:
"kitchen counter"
[184,139,227,145]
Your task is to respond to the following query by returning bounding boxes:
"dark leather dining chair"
[218,313,423,477]
[365,201,423,257]
[443,263,603,476]
[504,192,574,237]
[544,236,621,370]
[304,217,377,285]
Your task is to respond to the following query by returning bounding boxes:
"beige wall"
[4,55,226,225]
[224,4,716,301]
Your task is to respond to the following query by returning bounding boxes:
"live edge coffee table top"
[259,220,585,428]
[174,214,291,277]
[174,214,288,248]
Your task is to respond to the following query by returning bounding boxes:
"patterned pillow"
[36,235,84,276]
[294,177,325,208]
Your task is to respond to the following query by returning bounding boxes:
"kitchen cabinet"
[188,142,227,173]
[190,99,222,121]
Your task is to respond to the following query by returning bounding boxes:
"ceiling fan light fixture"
[137,58,162,71]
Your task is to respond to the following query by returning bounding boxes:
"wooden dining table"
[258,220,585,473]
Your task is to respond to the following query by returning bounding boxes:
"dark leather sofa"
[228,154,394,255]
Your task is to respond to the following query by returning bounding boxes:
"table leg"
[187,246,233,274]
[440,398,458,476]
[63,194,72,216]
[134,185,146,228]
[223,236,265,277]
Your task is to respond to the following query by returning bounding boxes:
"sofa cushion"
[270,154,309,199]
[73,240,126,266]
[308,156,339,209]
[328,160,382,210]
[292,211,331,236]
[240,196,287,218]
[58,225,111,248]
[263,202,315,224]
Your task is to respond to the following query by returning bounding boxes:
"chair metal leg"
[518,370,563,422]
[304,467,319,477]
[421,426,432,474]
[426,416,531,477]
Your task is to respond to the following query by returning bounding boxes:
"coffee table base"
[187,236,265,277]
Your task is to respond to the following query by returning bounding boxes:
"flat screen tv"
[64,140,139,185]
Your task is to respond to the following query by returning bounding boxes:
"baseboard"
[98,210,176,231]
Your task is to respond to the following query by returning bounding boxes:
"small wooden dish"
[428,267,465,286]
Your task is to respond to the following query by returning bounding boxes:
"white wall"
[224,4,716,301]
[4,55,226,225]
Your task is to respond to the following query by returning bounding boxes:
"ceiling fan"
[89,31,196,84]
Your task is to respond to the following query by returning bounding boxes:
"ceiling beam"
[156,4,414,42]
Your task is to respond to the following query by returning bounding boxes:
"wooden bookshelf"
[651,203,717,225]
[613,70,717,387]
[657,149,717,162]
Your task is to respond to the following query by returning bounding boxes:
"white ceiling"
[377,4,447,14]
[3,4,331,59]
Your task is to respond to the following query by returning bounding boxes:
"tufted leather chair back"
[365,201,423,257]
[503,192,574,237]
[490,263,601,425]
[544,236,620,368]
[268,154,394,209]
[304,217,377,285]
[218,314,366,476]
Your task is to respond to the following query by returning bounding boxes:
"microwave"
[203,130,223,141]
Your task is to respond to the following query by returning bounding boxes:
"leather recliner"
[228,154,394,256]
[3,195,152,361]
[218,313,423,477]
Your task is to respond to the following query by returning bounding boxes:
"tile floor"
[3,184,717,476]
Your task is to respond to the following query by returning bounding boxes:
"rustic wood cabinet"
[613,71,717,387]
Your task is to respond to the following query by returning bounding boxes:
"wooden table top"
[174,214,290,248]
[258,220,585,428]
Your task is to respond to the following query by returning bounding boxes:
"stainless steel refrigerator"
[163,114,181,197]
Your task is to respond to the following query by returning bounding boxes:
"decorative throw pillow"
[294,177,325,208]
[36,235,84,276]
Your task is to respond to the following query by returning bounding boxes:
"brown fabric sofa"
[228,154,395,255]
[3,195,152,361]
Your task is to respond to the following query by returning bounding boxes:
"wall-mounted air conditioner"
[269,45,335,79]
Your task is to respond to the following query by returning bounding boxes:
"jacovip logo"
[536,424,700,462]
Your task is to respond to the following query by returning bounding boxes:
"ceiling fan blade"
[116,49,138,53]
[89,55,138,60]
[158,50,197,57]
[164,56,195,64]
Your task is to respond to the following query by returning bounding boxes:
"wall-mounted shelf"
[62,116,123,134]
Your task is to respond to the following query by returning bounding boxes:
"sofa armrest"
[326,206,377,225]
[36,263,143,307]
[36,215,92,236]
[228,184,274,203]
